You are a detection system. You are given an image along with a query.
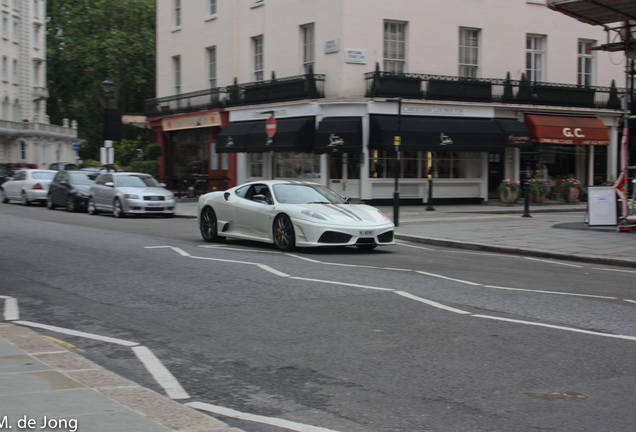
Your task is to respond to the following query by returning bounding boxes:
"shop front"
[523,114,610,196]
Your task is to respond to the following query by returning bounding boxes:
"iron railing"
[145,74,325,117]
[365,72,625,110]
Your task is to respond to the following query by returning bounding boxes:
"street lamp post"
[386,97,402,227]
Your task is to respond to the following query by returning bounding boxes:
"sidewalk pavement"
[176,197,636,268]
[0,323,244,432]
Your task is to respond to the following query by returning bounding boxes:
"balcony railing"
[145,74,325,117]
[365,72,625,110]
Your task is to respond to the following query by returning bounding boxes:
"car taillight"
[32,183,43,190]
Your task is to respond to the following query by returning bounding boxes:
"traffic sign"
[73,144,80,151]
[266,117,277,137]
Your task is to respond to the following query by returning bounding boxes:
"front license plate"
[359,230,374,236]
[147,203,162,207]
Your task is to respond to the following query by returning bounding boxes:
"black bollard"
[426,178,435,211]
[522,181,531,218]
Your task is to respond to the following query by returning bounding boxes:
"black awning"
[369,115,506,152]
[315,117,363,154]
[496,119,532,148]
[216,121,256,153]
[245,116,315,153]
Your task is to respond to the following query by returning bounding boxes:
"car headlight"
[301,209,327,221]
[124,194,141,199]
[377,210,390,221]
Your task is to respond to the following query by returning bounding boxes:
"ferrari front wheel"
[273,214,295,251]
[200,207,225,242]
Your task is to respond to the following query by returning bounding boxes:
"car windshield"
[32,172,55,180]
[69,172,97,185]
[115,175,160,188]
[272,184,344,205]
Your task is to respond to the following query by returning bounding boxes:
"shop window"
[275,152,320,179]
[369,150,482,179]
[249,153,263,177]
[330,154,361,180]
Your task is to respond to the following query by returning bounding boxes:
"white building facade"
[0,0,78,171]
[150,0,626,203]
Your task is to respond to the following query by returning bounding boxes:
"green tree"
[46,0,156,161]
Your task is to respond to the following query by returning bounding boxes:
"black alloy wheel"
[273,214,295,251]
[47,194,56,210]
[113,199,126,218]
[200,207,224,242]
[87,197,99,215]
[66,196,76,212]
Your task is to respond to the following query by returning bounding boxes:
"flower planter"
[531,193,546,203]
[566,186,580,203]
[499,187,518,204]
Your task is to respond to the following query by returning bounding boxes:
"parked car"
[0,167,22,185]
[48,162,79,171]
[88,172,176,218]
[197,180,395,251]
[0,169,57,205]
[47,170,98,212]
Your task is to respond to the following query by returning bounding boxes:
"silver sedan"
[88,172,176,218]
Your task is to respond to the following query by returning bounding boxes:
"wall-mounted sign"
[325,39,339,54]
[345,49,367,64]
[162,112,221,131]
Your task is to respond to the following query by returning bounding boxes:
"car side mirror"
[343,196,352,204]
[253,194,272,205]
[105,182,114,188]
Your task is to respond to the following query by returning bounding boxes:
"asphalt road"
[1,202,635,432]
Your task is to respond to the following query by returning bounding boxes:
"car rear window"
[33,172,56,180]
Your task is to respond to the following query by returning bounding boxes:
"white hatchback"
[1,169,57,205]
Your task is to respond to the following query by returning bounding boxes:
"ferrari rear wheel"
[200,207,224,242]
[273,214,295,251]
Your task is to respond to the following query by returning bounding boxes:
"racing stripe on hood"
[322,204,363,222]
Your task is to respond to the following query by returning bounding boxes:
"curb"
[394,234,636,268]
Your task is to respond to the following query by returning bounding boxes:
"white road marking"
[3,297,19,321]
[258,264,289,277]
[189,255,259,266]
[484,285,617,300]
[186,402,341,432]
[145,246,191,257]
[595,267,636,274]
[624,299,636,304]
[14,321,139,347]
[523,257,582,267]
[285,253,411,272]
[131,345,190,400]
[289,277,394,291]
[415,270,482,286]
[394,291,472,315]
[394,242,434,251]
[200,245,280,254]
[473,314,636,341]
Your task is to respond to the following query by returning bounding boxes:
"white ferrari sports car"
[197,180,395,251]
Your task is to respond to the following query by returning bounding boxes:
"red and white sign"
[266,116,277,137]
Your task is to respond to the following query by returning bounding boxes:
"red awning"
[524,115,609,146]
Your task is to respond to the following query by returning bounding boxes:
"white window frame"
[207,46,217,88]
[526,34,545,82]
[459,28,480,78]
[301,24,315,74]
[384,21,406,73]
[209,0,217,16]
[253,36,264,82]
[174,0,181,27]
[578,39,594,87]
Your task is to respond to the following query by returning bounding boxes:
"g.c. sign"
[563,128,585,138]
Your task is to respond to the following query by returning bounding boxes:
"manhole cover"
[524,391,589,401]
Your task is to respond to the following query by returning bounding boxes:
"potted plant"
[497,179,521,203]
[527,175,550,203]
[558,177,583,202]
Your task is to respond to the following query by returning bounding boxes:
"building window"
[275,153,320,179]
[207,46,216,88]
[578,39,594,86]
[369,151,482,179]
[19,141,26,160]
[12,99,19,121]
[1,56,7,82]
[33,24,41,49]
[2,13,8,39]
[301,24,314,74]
[12,59,17,83]
[12,17,18,42]
[33,61,40,86]
[34,0,39,18]
[174,0,181,27]
[249,153,263,177]
[459,28,479,78]
[384,21,406,73]
[173,56,181,95]
[526,35,545,82]
[209,0,217,15]
[253,36,263,81]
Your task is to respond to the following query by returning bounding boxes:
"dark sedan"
[47,170,97,212]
